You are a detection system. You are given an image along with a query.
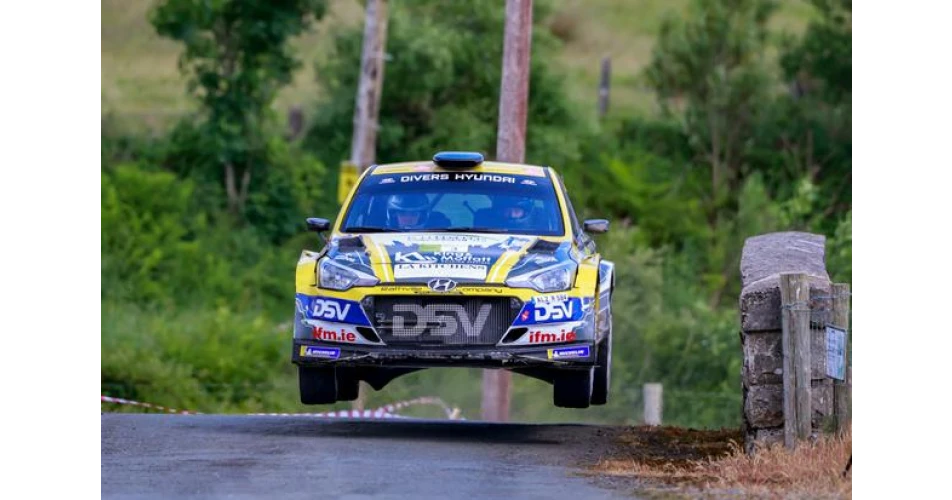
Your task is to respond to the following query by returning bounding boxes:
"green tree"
[644,0,777,216]
[151,0,327,217]
[304,0,590,171]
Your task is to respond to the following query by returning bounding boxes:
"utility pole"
[598,56,611,120]
[349,0,388,173]
[482,0,533,422]
[349,0,389,410]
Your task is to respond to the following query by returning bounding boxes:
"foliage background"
[101,0,851,427]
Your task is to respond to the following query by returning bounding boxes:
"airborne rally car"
[292,152,614,409]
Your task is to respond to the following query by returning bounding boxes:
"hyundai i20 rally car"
[292,152,614,408]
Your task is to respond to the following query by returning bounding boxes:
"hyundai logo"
[428,278,458,292]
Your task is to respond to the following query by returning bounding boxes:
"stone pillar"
[739,232,835,453]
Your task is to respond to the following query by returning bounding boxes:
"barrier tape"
[101,395,464,420]
[101,395,200,415]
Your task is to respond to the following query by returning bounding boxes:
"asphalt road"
[101,414,638,499]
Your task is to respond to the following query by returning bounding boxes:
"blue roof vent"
[433,151,484,169]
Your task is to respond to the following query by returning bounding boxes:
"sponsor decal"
[404,234,493,243]
[400,173,448,182]
[393,263,488,280]
[311,326,358,343]
[456,286,505,294]
[520,179,537,186]
[526,328,577,344]
[299,345,341,359]
[394,251,436,263]
[398,173,516,184]
[302,295,371,326]
[394,251,491,265]
[386,304,491,338]
[535,300,575,321]
[513,296,583,325]
[546,346,590,360]
[380,177,395,184]
[312,298,352,321]
[377,285,466,295]
[379,285,426,293]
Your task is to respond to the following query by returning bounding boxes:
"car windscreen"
[341,171,565,236]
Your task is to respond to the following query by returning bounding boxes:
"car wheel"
[553,368,594,409]
[590,331,612,405]
[336,369,360,402]
[299,365,337,404]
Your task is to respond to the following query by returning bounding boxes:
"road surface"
[101,414,639,499]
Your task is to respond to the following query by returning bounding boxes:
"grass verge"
[590,426,851,499]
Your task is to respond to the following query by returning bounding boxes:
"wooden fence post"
[598,56,611,120]
[643,383,662,426]
[832,283,851,433]
[780,273,812,448]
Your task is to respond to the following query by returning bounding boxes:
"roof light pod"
[433,151,484,169]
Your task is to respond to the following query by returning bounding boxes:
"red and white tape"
[101,395,200,415]
[250,408,404,418]
[101,394,464,420]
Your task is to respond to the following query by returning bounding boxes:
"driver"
[498,196,535,230]
[386,193,431,229]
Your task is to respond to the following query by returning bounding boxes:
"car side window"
[554,173,583,237]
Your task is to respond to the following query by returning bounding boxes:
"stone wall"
[739,231,834,452]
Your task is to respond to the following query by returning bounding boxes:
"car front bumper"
[291,339,597,370]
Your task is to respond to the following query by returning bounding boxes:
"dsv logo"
[534,300,574,321]
[391,304,491,337]
[311,299,351,321]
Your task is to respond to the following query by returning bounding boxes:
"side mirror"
[306,217,331,233]
[583,219,610,234]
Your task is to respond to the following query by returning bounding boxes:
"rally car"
[292,152,614,408]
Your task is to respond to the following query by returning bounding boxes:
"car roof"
[370,161,550,178]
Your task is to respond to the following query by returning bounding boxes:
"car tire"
[553,368,594,409]
[299,365,337,404]
[336,370,360,402]
[591,331,612,405]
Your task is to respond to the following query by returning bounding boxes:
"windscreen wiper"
[431,227,511,234]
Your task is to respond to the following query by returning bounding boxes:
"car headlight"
[505,261,576,293]
[318,258,379,291]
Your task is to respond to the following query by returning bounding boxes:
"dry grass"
[591,426,851,499]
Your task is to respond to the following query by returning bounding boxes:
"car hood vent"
[526,239,560,254]
[337,236,365,251]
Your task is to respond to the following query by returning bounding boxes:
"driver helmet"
[387,193,430,229]
[499,196,534,226]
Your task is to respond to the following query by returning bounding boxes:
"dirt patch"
[583,425,851,499]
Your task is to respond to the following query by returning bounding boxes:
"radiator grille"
[369,296,521,346]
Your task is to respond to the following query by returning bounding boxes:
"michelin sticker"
[299,345,341,359]
[547,346,590,360]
